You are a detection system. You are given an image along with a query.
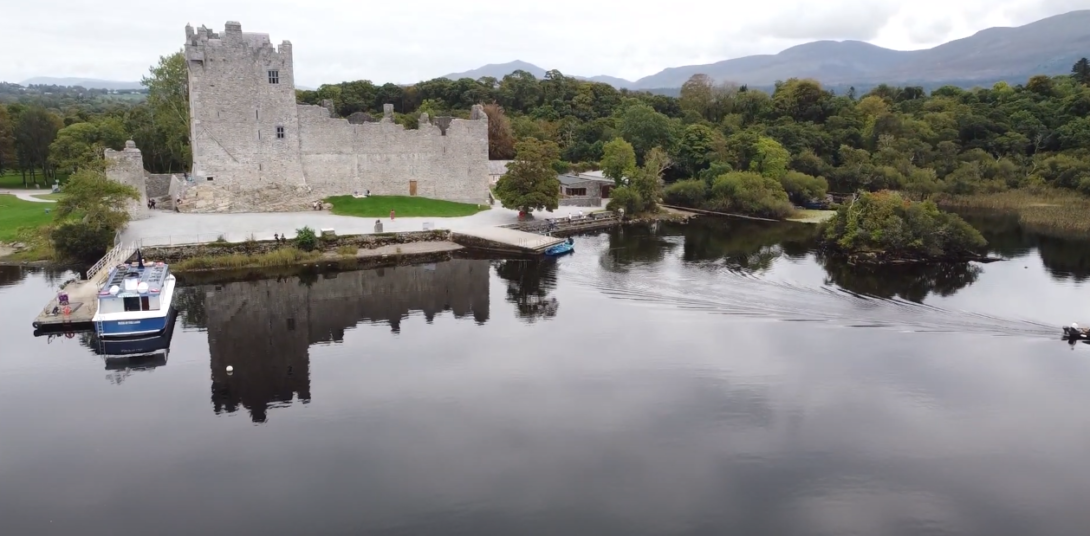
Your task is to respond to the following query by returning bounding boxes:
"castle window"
[268,70,279,84]
[276,126,285,139]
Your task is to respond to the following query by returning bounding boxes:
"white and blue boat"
[91,252,177,338]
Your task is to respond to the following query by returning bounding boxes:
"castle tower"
[184,21,306,192]
[104,141,150,220]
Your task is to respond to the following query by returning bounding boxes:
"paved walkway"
[0,189,56,203]
[120,203,604,246]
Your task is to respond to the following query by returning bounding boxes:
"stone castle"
[180,21,490,212]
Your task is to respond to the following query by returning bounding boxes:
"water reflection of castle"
[188,260,490,423]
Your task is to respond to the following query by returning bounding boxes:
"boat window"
[141,296,150,311]
[124,296,141,312]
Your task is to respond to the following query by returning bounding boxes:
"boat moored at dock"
[91,253,176,338]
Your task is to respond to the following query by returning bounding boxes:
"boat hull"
[95,312,173,338]
[1062,326,1087,340]
[544,242,574,257]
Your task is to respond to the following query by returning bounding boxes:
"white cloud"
[0,0,1082,86]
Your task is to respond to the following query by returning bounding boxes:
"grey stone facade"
[104,141,149,220]
[183,22,490,213]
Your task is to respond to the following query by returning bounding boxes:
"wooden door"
[601,185,612,199]
[409,180,418,196]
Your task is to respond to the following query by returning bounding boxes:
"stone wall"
[560,197,601,207]
[145,174,175,199]
[184,21,489,213]
[139,230,451,263]
[104,141,149,220]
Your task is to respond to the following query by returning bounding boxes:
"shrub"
[707,171,794,219]
[50,222,115,263]
[823,190,986,258]
[295,226,318,252]
[779,171,828,205]
[663,179,707,208]
[606,186,645,215]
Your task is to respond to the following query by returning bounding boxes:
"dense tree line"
[300,59,1090,215]
[0,54,188,185]
[5,51,1089,208]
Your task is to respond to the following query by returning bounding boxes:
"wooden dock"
[32,241,136,333]
[451,227,565,254]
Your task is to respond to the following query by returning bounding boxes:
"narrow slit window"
[268,70,279,84]
[276,126,285,139]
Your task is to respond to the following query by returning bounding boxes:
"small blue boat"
[544,237,574,257]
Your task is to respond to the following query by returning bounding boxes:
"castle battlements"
[183,21,489,213]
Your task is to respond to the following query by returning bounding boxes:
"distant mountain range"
[13,10,1090,94]
[442,9,1090,90]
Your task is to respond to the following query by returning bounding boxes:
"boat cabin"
[97,261,171,314]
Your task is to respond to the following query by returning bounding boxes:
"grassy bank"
[172,247,325,271]
[325,195,489,218]
[936,189,1090,238]
[0,194,53,242]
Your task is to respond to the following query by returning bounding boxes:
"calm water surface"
[2,218,1090,536]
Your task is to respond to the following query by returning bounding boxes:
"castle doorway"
[409,180,418,196]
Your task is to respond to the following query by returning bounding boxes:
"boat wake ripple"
[560,242,1057,339]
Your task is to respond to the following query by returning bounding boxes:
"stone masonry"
[183,21,491,213]
[104,140,150,220]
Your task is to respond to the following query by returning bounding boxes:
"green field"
[0,194,54,242]
[30,193,64,201]
[325,195,489,218]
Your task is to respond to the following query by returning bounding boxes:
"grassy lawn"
[786,209,836,224]
[325,195,489,218]
[0,194,54,242]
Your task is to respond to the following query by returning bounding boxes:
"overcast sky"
[0,0,1084,87]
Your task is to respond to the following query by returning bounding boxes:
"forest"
[3,52,1090,210]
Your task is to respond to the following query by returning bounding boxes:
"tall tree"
[137,50,190,173]
[14,106,63,184]
[482,103,516,160]
[1072,57,1090,85]
[493,138,561,214]
[0,104,15,175]
[600,138,637,186]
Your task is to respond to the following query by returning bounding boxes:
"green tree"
[617,102,675,162]
[822,190,986,260]
[0,104,15,175]
[748,136,790,179]
[708,171,793,219]
[13,106,63,184]
[1072,58,1090,86]
[137,50,190,173]
[600,138,636,186]
[630,146,670,213]
[50,168,140,262]
[493,138,562,213]
[48,118,127,173]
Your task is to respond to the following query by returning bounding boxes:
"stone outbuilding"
[557,171,614,207]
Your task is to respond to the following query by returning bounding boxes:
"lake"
[2,216,1089,536]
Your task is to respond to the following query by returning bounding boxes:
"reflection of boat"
[90,305,176,363]
[544,237,574,257]
[91,252,176,338]
[91,307,177,370]
[1063,325,1089,340]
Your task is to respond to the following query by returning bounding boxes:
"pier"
[451,227,565,254]
[32,241,136,333]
